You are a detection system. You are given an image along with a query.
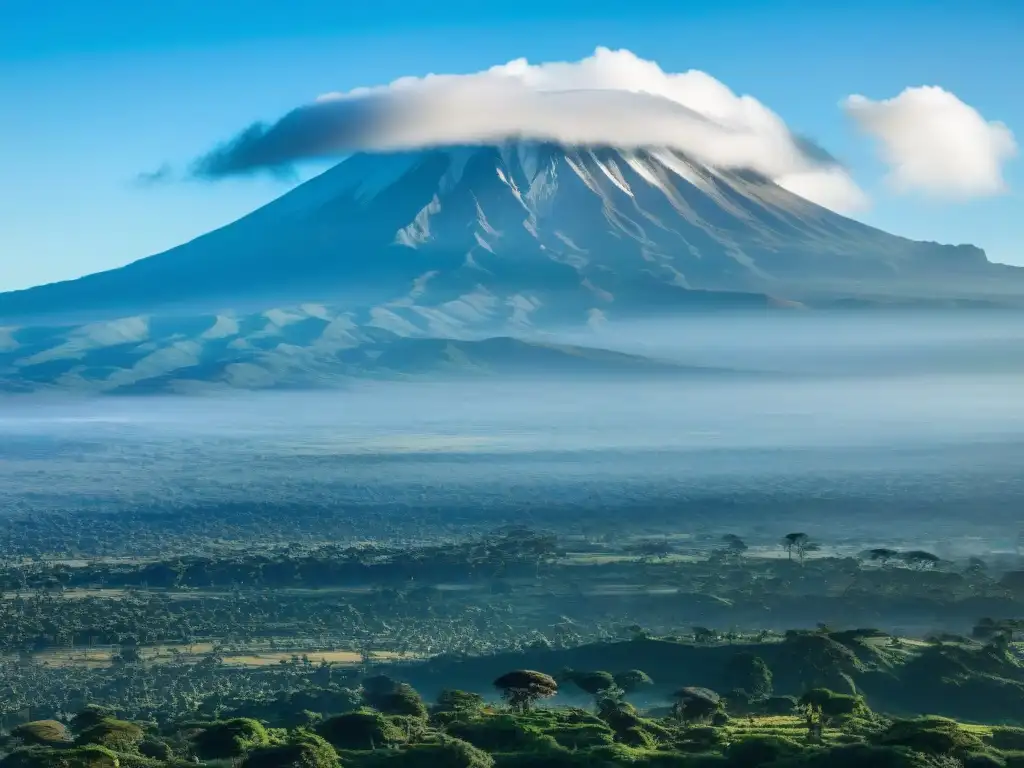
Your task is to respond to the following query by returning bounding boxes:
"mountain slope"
[0,143,1008,325]
[0,307,724,395]
[2,141,1018,394]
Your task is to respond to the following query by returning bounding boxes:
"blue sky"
[1,0,1021,292]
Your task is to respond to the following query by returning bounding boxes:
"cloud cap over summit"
[186,48,867,214]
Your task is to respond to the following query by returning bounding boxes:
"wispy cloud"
[134,163,174,187]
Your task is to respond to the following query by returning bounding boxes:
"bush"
[642,753,728,768]
[488,747,580,768]
[877,717,983,756]
[963,753,1007,768]
[433,690,485,715]
[723,653,773,699]
[446,715,560,753]
[191,719,270,759]
[241,732,339,768]
[372,684,429,719]
[613,670,653,696]
[137,742,172,761]
[317,709,405,750]
[76,720,145,753]
[674,726,724,753]
[989,728,1024,751]
[780,744,934,768]
[725,735,802,767]
[395,738,495,768]
[618,727,656,749]
[672,688,722,724]
[13,722,72,746]
[544,723,615,750]
[1,745,120,768]
[797,689,868,719]
[71,708,116,736]
[110,754,162,768]
[759,696,798,716]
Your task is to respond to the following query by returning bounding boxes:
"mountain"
[1,142,1019,393]
[1,143,1013,325]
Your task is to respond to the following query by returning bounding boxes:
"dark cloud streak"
[190,96,395,179]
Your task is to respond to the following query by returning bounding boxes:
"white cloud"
[843,86,1017,198]
[193,47,868,213]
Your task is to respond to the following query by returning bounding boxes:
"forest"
[2,501,1024,768]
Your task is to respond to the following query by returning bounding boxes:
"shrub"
[989,728,1024,751]
[1,745,120,768]
[674,726,724,753]
[241,732,339,768]
[109,754,162,768]
[786,744,934,768]
[643,753,728,768]
[76,720,145,753]
[487,747,580,768]
[963,753,1007,768]
[446,715,560,753]
[613,670,653,696]
[724,735,802,767]
[566,671,616,697]
[433,690,485,715]
[73,746,121,768]
[13,722,72,746]
[395,738,494,768]
[618,727,656,749]
[723,653,773,699]
[317,709,405,750]
[797,689,868,719]
[374,684,429,719]
[70,708,117,736]
[877,717,983,756]
[671,688,722,724]
[544,723,616,750]
[137,742,172,762]
[191,719,270,759]
[758,696,798,716]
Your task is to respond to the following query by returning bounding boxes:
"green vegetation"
[4,679,1023,768]
[2,519,1024,767]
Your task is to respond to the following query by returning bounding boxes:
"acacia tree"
[493,670,558,712]
[781,533,817,563]
[721,535,748,561]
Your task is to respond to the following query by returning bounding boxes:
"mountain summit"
[0,143,1007,324]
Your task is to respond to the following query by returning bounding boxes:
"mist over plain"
[2,309,1022,551]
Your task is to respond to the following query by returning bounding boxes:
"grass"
[221,650,407,667]
[723,715,844,744]
[29,644,411,669]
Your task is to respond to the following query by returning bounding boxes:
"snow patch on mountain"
[0,327,17,353]
[202,314,240,340]
[395,194,442,247]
